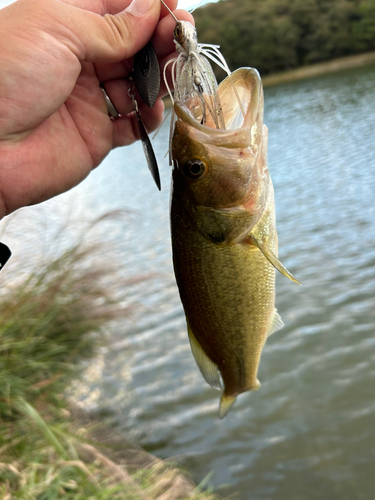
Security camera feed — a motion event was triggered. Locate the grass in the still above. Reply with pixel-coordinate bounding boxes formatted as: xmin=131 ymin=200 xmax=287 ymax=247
xmin=0 ymin=215 xmax=221 ymax=500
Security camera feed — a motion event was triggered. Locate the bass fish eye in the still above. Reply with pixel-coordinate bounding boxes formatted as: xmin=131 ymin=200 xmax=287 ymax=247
xmin=183 ymin=159 xmax=206 ymax=180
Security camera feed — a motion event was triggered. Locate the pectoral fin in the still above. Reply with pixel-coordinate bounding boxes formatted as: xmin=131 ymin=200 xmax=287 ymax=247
xmin=247 ymin=235 xmax=301 ymax=285
xmin=187 ymin=324 xmax=221 ymax=391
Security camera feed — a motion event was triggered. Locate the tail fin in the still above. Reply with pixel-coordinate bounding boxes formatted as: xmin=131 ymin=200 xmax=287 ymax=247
xmin=218 ymin=379 xmax=261 ymax=419
xmin=218 ymin=394 xmax=236 ymax=419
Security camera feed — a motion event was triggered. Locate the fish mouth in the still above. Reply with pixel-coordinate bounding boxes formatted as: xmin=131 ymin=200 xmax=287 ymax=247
xmin=174 ymin=68 xmax=264 ymax=137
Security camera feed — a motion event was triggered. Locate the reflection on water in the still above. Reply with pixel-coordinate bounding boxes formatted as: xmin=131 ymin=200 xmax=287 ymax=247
xmin=2 ymin=65 xmax=375 ymax=499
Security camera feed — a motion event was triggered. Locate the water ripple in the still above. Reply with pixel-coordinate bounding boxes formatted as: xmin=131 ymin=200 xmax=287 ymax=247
xmin=3 ymin=64 xmax=375 ymax=500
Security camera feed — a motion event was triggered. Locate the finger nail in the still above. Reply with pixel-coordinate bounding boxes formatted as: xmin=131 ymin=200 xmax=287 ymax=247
xmin=127 ymin=0 xmax=155 ymax=16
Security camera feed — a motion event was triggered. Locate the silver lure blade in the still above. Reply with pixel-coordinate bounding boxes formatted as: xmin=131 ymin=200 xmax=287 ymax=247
xmin=136 ymin=111 xmax=161 ymax=191
xmin=133 ymin=42 xmax=161 ymax=108
xmin=130 ymin=44 xmax=161 ymax=190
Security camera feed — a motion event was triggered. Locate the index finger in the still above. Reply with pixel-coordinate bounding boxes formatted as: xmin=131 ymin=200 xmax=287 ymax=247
xmin=95 ymin=5 xmax=193 ymax=82
xmin=60 ymin=0 xmax=178 ymax=16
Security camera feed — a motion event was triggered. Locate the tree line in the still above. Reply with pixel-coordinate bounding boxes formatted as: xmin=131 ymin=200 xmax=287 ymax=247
xmin=194 ymin=0 xmax=375 ymax=75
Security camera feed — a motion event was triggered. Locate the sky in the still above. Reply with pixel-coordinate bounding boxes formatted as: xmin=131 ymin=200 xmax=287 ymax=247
xmin=0 ymin=0 xmax=219 ymax=10
xmin=177 ymin=0 xmax=219 ymax=11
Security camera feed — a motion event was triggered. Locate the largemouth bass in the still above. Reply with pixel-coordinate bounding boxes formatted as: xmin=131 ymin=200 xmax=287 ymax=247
xmin=170 ymin=68 xmax=299 ymax=418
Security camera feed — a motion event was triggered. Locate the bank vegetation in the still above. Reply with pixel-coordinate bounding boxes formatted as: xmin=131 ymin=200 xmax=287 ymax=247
xmin=194 ymin=0 xmax=375 ymax=76
xmin=0 ymin=216 xmax=220 ymax=500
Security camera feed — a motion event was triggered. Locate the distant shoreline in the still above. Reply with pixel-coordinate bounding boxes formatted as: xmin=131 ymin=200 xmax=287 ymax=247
xmin=261 ymin=51 xmax=375 ymax=87
xmin=162 ymin=51 xmax=375 ymax=108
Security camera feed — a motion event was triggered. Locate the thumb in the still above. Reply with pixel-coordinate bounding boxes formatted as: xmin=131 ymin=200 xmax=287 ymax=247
xmin=46 ymin=0 xmax=161 ymax=63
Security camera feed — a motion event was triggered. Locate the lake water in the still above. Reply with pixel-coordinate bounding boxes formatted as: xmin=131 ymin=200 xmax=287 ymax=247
xmin=2 ymin=65 xmax=375 ymax=499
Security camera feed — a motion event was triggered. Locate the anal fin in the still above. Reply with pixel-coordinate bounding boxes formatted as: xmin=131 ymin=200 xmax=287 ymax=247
xmin=187 ymin=324 xmax=221 ymax=391
xmin=247 ymin=235 xmax=301 ymax=285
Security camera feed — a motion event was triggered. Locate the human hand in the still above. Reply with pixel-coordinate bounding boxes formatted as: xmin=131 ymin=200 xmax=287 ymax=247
xmin=0 ymin=0 xmax=193 ymax=218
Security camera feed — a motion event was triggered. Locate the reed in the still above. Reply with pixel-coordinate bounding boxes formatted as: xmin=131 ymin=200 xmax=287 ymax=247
xmin=0 ymin=215 xmax=220 ymax=499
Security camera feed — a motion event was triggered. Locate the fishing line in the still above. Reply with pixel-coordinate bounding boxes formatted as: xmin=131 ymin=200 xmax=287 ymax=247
xmin=160 ymin=0 xmax=179 ymax=22
xmin=189 ymin=0 xmax=205 ymax=14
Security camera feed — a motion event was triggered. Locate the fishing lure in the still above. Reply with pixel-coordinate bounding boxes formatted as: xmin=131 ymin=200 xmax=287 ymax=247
xmin=160 ymin=0 xmax=244 ymax=163
xmin=133 ymin=41 xmax=161 ymax=108
xmin=128 ymin=75 xmax=161 ymax=190
xmin=100 ymin=42 xmax=161 ymax=190
xmin=166 ymin=23 xmax=228 ymax=121
xmin=131 ymin=42 xmax=162 ymax=190
xmin=0 ymin=242 xmax=11 ymax=270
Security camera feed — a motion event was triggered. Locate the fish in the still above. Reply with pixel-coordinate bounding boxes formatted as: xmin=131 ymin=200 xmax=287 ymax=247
xmin=170 ymin=67 xmax=300 ymax=418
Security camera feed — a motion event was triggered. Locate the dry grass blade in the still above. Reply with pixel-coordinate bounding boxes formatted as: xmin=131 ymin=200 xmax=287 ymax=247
xmin=79 ymin=443 xmax=148 ymax=498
